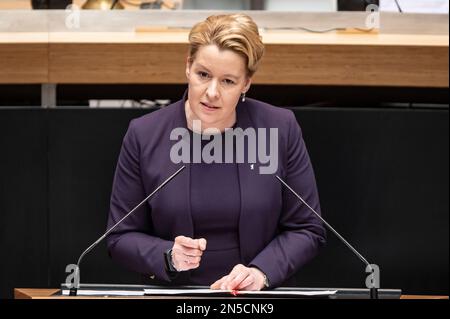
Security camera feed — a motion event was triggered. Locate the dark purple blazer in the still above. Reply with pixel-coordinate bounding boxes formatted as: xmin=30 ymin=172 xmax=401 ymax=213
xmin=106 ymin=92 xmax=326 ymax=288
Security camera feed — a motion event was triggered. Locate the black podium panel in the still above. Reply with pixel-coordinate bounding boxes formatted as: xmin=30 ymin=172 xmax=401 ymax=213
xmin=0 ymin=107 xmax=448 ymax=298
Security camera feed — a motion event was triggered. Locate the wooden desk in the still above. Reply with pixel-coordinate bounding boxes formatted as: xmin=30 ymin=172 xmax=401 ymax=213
xmin=0 ymin=31 xmax=49 ymax=83
xmin=14 ymin=288 xmax=198 ymax=299
xmin=0 ymin=11 xmax=448 ymax=87
xmin=14 ymin=288 xmax=450 ymax=299
xmin=48 ymin=31 xmax=449 ymax=87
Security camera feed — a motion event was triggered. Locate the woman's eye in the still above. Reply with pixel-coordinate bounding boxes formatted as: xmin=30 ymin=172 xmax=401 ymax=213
xmin=198 ymin=71 xmax=209 ymax=79
xmin=223 ymin=79 xmax=235 ymax=85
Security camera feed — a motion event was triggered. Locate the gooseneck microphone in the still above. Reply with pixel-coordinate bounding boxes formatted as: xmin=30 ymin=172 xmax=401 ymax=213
xmin=69 ymin=165 xmax=186 ymax=296
xmin=275 ymin=175 xmax=379 ymax=299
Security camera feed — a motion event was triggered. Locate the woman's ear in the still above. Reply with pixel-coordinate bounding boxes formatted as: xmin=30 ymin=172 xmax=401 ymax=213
xmin=243 ymin=77 xmax=252 ymax=93
xmin=185 ymin=56 xmax=192 ymax=79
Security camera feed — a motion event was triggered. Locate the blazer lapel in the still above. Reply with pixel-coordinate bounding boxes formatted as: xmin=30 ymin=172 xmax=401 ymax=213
xmin=235 ymin=100 xmax=261 ymax=264
xmin=166 ymin=90 xmax=194 ymax=238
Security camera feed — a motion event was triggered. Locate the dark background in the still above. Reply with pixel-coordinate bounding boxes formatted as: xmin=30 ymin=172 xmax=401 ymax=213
xmin=0 ymin=85 xmax=448 ymax=298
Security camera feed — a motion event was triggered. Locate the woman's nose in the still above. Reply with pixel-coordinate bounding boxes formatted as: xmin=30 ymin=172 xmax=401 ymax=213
xmin=206 ymin=80 xmax=219 ymax=99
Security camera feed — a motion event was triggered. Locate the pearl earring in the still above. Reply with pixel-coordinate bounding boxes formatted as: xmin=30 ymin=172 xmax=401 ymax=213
xmin=241 ymin=92 xmax=246 ymax=102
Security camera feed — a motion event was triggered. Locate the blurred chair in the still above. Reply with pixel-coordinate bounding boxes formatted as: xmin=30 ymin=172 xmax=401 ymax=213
xmin=81 ymin=0 xmax=124 ymax=9
xmin=31 ymin=0 xmax=72 ymax=9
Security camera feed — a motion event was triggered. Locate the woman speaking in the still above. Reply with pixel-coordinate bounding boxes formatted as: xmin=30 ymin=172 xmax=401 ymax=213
xmin=106 ymin=13 xmax=326 ymax=291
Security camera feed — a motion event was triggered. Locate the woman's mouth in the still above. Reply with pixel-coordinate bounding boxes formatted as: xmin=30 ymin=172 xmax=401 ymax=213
xmin=201 ymin=102 xmax=220 ymax=111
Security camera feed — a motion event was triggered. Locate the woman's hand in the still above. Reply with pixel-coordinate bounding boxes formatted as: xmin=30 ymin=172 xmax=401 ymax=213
xmin=210 ymin=264 xmax=266 ymax=291
xmin=171 ymin=236 xmax=207 ymax=271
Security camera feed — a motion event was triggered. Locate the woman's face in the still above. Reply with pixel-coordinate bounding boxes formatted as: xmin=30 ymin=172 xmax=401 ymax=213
xmin=185 ymin=44 xmax=251 ymax=131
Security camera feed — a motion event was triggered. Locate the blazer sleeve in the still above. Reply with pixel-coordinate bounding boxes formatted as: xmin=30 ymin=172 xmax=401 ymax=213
xmin=106 ymin=120 xmax=174 ymax=282
xmin=248 ymin=111 xmax=326 ymax=287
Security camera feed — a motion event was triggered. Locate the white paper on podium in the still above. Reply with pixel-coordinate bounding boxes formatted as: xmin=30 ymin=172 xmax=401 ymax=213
xmin=61 ymin=288 xmax=337 ymax=297
xmin=61 ymin=289 xmax=145 ymax=296
xmin=143 ymin=288 xmax=337 ymax=297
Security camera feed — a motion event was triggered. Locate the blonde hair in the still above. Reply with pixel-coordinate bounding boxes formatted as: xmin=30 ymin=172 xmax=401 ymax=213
xmin=188 ymin=14 xmax=265 ymax=78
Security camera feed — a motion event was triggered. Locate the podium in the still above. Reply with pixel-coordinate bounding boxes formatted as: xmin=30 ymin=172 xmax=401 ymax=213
xmin=13 ymin=284 xmax=436 ymax=299
xmin=14 ymin=286 xmax=449 ymax=299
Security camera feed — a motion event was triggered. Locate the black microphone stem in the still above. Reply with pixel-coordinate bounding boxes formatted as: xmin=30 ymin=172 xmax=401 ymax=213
xmin=275 ymin=175 xmax=379 ymax=299
xmin=70 ymin=165 xmax=185 ymax=296
xmin=394 ymin=0 xmax=403 ymax=13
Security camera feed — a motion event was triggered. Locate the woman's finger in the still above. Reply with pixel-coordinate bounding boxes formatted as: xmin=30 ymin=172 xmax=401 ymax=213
xmin=236 ymin=275 xmax=255 ymax=290
xmin=227 ymin=272 xmax=249 ymax=290
xmin=211 ymin=275 xmax=228 ymax=290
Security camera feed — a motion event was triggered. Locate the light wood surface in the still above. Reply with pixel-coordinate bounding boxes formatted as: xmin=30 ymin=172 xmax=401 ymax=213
xmin=14 ymin=288 xmax=450 ymax=299
xmin=0 ymin=42 xmax=49 ymax=83
xmin=400 ymin=295 xmax=449 ymax=299
xmin=43 ymin=32 xmax=450 ymax=87
xmin=0 ymin=11 xmax=448 ymax=87
xmin=14 ymin=288 xmax=234 ymax=299
xmin=0 ymin=0 xmax=31 ymax=10
xmin=0 ymin=30 xmax=447 ymax=87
